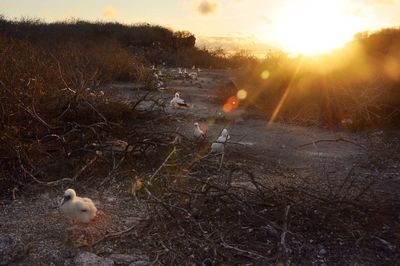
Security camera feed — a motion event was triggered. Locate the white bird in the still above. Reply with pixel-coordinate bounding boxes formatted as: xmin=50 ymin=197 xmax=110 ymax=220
xmin=192 ymin=65 xmax=196 ymax=70
xmin=211 ymin=128 xmax=230 ymax=154
xmin=60 ymin=189 xmax=97 ymax=224
xmin=194 ymin=122 xmax=205 ymax=139
xmin=184 ymin=68 xmax=187 ymax=74
xmin=178 ymin=67 xmax=182 ymax=75
xmin=170 ymin=92 xmax=188 ymax=108
xmin=220 ymin=128 xmax=231 ymax=140
xmin=189 ymin=72 xmax=198 ymax=80
xmin=156 ymin=81 xmax=163 ymax=88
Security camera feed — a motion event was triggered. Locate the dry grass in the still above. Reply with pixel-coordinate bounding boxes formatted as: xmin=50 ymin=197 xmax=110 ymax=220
xmin=231 ymin=29 xmax=400 ymax=128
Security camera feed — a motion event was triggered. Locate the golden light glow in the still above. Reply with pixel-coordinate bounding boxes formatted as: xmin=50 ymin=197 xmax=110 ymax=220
xmin=270 ymin=0 xmax=361 ymax=55
xmin=237 ymin=89 xmax=248 ymax=100
xmin=260 ymin=70 xmax=270 ymax=80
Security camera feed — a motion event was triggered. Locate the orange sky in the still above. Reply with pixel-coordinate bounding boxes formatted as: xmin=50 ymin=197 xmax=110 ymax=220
xmin=1 ymin=0 xmax=400 ymax=54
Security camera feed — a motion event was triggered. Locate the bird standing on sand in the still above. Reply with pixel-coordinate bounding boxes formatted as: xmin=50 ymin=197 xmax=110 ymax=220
xmin=194 ymin=122 xmax=206 ymax=139
xmin=170 ymin=92 xmax=188 ymax=108
xmin=60 ymin=189 xmax=97 ymax=223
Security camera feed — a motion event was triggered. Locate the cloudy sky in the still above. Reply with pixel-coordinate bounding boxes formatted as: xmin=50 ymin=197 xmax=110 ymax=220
xmin=1 ymin=0 xmax=400 ymax=52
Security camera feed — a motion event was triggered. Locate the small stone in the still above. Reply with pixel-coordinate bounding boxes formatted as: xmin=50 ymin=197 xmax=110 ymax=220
xmin=109 ymin=254 xmax=149 ymax=265
xmin=319 ymin=246 xmax=327 ymax=255
xmin=74 ymin=251 xmax=114 ymax=266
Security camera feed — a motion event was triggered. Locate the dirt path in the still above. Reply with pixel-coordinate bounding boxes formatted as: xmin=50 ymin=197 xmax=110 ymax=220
xmin=110 ymin=69 xmax=368 ymax=176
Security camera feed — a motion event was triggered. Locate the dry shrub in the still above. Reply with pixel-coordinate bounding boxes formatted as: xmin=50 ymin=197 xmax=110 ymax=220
xmin=0 ymin=33 xmax=150 ymax=194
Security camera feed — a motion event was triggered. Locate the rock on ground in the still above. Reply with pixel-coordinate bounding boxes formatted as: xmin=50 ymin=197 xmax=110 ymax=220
xmin=108 ymin=253 xmax=149 ymax=265
xmin=74 ymin=251 xmax=114 ymax=266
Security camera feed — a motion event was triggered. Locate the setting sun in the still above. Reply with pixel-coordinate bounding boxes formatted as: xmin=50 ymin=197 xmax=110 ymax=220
xmin=271 ymin=0 xmax=361 ymax=55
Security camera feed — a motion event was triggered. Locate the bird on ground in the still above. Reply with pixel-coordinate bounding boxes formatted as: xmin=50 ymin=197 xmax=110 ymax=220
xmin=189 ymin=72 xmax=198 ymax=80
xmin=211 ymin=128 xmax=230 ymax=154
xmin=60 ymin=189 xmax=97 ymax=224
xmin=156 ymin=81 xmax=164 ymax=88
xmin=170 ymin=92 xmax=188 ymax=108
xmin=194 ymin=122 xmax=206 ymax=139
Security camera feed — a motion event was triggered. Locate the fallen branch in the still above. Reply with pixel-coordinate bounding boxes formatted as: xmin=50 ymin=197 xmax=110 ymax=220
xmin=296 ymin=137 xmax=365 ymax=149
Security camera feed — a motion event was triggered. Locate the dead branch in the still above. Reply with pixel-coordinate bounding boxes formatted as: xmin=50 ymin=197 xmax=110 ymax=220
xmin=296 ymin=137 xmax=365 ymax=149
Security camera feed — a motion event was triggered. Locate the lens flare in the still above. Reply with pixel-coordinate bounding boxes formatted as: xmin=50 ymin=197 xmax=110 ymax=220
xmin=207 ymin=117 xmax=216 ymax=125
xmin=237 ymin=89 xmax=248 ymax=100
xmin=260 ymin=70 xmax=270 ymax=80
xmin=223 ymin=96 xmax=239 ymax=113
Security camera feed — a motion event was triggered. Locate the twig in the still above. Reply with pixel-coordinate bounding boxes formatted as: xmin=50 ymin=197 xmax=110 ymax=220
xmin=149 ymin=147 xmax=176 ymax=183
xmin=279 ymin=205 xmax=291 ymax=265
xmin=92 ymin=219 xmax=147 ymax=247
xmin=72 ymin=156 xmax=98 ymax=182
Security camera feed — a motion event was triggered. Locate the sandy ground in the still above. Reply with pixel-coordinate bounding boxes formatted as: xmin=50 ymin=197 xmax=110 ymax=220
xmin=1 ymin=69 xmax=398 ymax=265
xmin=109 ymin=69 xmax=368 ymax=177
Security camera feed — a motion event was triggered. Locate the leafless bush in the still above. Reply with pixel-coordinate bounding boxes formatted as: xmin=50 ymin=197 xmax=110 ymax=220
xmin=0 ymin=33 xmax=157 ymax=195
xmin=113 ymin=144 xmax=400 ymax=265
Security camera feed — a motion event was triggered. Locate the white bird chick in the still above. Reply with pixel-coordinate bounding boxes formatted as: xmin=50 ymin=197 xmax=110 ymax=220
xmin=194 ymin=122 xmax=205 ymax=139
xmin=60 ymin=189 xmax=97 ymax=223
xmin=170 ymin=92 xmax=188 ymax=108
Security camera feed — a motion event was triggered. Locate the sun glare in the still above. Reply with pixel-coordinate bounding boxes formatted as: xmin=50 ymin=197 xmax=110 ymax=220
xmin=271 ymin=0 xmax=360 ymax=56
